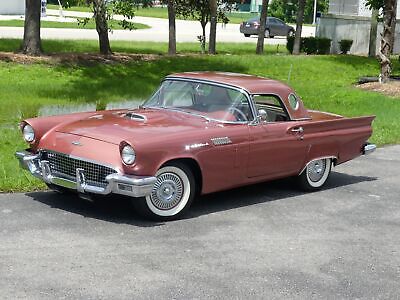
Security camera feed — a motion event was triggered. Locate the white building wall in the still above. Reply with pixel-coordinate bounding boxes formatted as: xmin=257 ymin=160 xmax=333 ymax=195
xmin=0 ymin=0 xmax=25 ymax=15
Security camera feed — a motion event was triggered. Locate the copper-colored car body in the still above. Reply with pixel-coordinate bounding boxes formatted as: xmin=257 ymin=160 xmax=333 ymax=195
xmin=16 ymin=72 xmax=376 ymax=220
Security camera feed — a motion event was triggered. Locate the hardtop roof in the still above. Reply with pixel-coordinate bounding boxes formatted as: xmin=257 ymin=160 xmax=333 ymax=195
xmin=166 ymin=71 xmax=294 ymax=96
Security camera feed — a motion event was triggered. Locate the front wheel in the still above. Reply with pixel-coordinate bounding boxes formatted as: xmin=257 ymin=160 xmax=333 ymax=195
xmin=287 ymin=29 xmax=295 ymax=38
xmin=244 ymin=34 xmax=250 ymax=37
xmin=264 ymin=29 xmax=270 ymax=38
xmin=131 ymin=163 xmax=195 ymax=221
xmin=297 ymin=158 xmax=332 ymax=191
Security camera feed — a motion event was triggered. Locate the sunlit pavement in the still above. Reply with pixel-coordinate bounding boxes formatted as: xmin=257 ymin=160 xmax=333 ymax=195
xmin=1 ymin=146 xmax=399 ymax=298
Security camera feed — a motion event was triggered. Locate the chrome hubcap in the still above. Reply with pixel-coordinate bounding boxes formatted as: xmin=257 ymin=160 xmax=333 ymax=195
xmin=150 ymin=172 xmax=183 ymax=210
xmin=307 ymin=159 xmax=327 ymax=182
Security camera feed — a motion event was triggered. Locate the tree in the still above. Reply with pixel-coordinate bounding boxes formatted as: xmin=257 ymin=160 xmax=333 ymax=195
xmin=60 ymin=0 xmax=141 ymax=55
xmin=93 ymin=0 xmax=112 ymax=55
xmin=22 ymin=0 xmax=42 ymax=55
xmin=167 ymin=0 xmax=176 ymax=55
xmin=366 ymin=0 xmax=397 ymax=83
xmin=293 ymin=0 xmax=306 ymax=55
xmin=369 ymin=8 xmax=379 ymax=57
xmin=209 ymin=0 xmax=217 ymax=54
xmin=268 ymin=0 xmax=329 ymax=24
xmin=256 ymin=0 xmax=269 ymax=55
xmin=175 ymin=0 xmax=234 ymax=54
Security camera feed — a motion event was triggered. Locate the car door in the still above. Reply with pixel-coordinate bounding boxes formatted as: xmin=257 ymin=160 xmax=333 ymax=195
xmin=246 ymin=95 xmax=308 ymax=179
xmin=268 ymin=18 xmax=279 ymax=36
xmin=275 ymin=18 xmax=288 ymax=36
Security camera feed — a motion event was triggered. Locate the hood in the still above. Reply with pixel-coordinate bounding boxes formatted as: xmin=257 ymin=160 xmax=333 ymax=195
xmin=55 ymin=108 xmax=210 ymax=145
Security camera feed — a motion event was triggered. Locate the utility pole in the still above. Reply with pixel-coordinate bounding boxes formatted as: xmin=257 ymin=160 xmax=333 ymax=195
xmin=313 ymin=0 xmax=317 ymax=25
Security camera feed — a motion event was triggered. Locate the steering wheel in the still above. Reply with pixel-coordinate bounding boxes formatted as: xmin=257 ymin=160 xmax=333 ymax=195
xmin=228 ymin=107 xmax=248 ymax=122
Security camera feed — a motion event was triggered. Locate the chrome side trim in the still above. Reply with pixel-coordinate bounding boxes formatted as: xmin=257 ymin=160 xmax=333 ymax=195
xmin=298 ymin=156 xmax=337 ymax=175
xmin=15 ymin=150 xmax=156 ymax=198
xmin=363 ymin=143 xmax=376 ymax=155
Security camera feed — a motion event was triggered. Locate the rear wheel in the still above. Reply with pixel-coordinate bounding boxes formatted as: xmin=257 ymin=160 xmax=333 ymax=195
xmin=131 ymin=163 xmax=196 ymax=221
xmin=244 ymin=34 xmax=250 ymax=37
xmin=297 ymin=158 xmax=332 ymax=191
xmin=264 ymin=29 xmax=270 ymax=38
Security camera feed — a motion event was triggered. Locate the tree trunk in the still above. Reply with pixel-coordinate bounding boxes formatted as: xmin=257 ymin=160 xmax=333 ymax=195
xmin=369 ymin=8 xmax=378 ymax=57
xmin=167 ymin=0 xmax=176 ymax=55
xmin=22 ymin=0 xmax=42 ymax=55
xmin=93 ymin=0 xmax=112 ymax=55
xmin=293 ymin=0 xmax=306 ymax=55
xmin=256 ymin=0 xmax=269 ymax=55
xmin=208 ymin=0 xmax=217 ymax=54
xmin=201 ymin=20 xmax=207 ymax=54
xmin=379 ymin=0 xmax=397 ymax=83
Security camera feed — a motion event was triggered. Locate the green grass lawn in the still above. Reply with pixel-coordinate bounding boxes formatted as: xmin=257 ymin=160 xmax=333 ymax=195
xmin=47 ymin=4 xmax=92 ymax=12
xmin=0 ymin=38 xmax=399 ymax=192
xmin=0 ymin=19 xmax=150 ymax=30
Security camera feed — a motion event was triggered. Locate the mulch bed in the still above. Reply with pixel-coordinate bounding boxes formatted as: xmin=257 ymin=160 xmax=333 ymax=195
xmin=356 ymin=80 xmax=400 ymax=98
xmin=0 ymin=51 xmax=161 ymax=65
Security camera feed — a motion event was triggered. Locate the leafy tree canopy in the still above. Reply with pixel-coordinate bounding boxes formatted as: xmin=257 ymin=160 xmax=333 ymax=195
xmin=269 ymin=0 xmax=328 ymax=24
xmin=365 ymin=0 xmax=384 ymax=10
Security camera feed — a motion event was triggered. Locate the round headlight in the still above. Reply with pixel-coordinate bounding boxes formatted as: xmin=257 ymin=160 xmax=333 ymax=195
xmin=121 ymin=145 xmax=136 ymax=165
xmin=23 ymin=124 xmax=35 ymax=143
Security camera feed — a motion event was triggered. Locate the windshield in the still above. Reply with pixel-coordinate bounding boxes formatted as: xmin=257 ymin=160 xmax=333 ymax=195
xmin=143 ymin=80 xmax=253 ymax=122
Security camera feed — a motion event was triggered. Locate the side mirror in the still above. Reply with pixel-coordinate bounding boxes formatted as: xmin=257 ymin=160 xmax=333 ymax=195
xmin=257 ymin=109 xmax=268 ymax=122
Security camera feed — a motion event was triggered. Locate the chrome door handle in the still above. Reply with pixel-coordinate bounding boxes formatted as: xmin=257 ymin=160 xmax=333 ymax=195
xmin=291 ymin=126 xmax=304 ymax=134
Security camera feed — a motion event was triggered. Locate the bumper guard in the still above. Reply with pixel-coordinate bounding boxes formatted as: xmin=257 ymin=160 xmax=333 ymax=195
xmin=15 ymin=150 xmax=156 ymax=198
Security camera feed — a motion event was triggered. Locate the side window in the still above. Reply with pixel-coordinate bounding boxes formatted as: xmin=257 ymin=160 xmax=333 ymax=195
xmin=276 ymin=19 xmax=285 ymax=25
xmin=253 ymin=95 xmax=290 ymax=122
xmin=288 ymin=94 xmax=299 ymax=111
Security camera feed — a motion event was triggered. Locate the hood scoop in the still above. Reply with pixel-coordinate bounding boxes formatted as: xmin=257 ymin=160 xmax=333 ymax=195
xmin=124 ymin=112 xmax=147 ymax=122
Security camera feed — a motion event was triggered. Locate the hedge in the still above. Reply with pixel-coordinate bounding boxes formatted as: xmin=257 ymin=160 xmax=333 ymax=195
xmin=287 ymin=37 xmax=332 ymax=55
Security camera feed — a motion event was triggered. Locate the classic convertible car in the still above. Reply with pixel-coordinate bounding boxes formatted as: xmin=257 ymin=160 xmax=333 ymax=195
xmin=16 ymin=72 xmax=376 ymax=220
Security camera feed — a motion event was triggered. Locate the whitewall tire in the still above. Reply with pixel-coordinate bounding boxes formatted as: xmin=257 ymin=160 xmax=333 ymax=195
xmin=297 ymin=158 xmax=332 ymax=191
xmin=132 ymin=163 xmax=195 ymax=220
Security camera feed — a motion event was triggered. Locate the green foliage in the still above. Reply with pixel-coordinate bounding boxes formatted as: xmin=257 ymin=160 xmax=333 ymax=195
xmin=57 ymin=0 xmax=148 ymax=31
xmin=303 ymin=37 xmax=318 ymax=54
xmin=175 ymin=0 xmax=236 ymax=25
xmin=287 ymin=36 xmax=295 ymax=53
xmin=174 ymin=0 xmax=236 ymax=52
xmin=287 ymin=36 xmax=331 ymax=54
xmin=365 ymin=0 xmax=384 ymax=10
xmin=269 ymin=0 xmax=329 ymax=24
xmin=339 ymin=39 xmax=353 ymax=54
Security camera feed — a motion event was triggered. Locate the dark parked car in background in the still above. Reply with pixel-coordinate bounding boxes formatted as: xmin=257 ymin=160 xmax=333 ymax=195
xmin=240 ymin=17 xmax=295 ymax=38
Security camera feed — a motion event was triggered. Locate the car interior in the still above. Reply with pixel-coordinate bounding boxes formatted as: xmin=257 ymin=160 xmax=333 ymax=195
xmin=253 ymin=95 xmax=290 ymax=122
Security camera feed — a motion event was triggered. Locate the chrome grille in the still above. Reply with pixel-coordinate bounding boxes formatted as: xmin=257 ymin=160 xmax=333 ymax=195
xmin=41 ymin=150 xmax=117 ymax=187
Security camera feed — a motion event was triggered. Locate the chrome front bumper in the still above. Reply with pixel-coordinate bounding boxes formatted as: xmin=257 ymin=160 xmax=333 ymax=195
xmin=15 ymin=150 xmax=156 ymax=198
xmin=363 ymin=143 xmax=377 ymax=155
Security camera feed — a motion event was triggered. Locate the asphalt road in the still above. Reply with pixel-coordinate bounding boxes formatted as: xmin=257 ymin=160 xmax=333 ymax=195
xmin=1 ymin=146 xmax=399 ymax=299
xmin=0 ymin=9 xmax=315 ymax=43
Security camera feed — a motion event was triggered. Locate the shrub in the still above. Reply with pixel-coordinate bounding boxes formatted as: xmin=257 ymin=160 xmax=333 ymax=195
xmin=303 ymin=37 xmax=318 ymax=54
xmin=286 ymin=37 xmax=332 ymax=55
xmin=339 ymin=39 xmax=353 ymax=54
xmin=317 ymin=38 xmax=332 ymax=54
xmin=286 ymin=36 xmax=295 ymax=54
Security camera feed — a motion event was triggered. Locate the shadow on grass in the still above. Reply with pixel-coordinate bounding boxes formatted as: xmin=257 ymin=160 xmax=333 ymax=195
xmin=26 ymin=171 xmax=377 ymax=226
xmin=41 ymin=56 xmax=249 ymax=103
